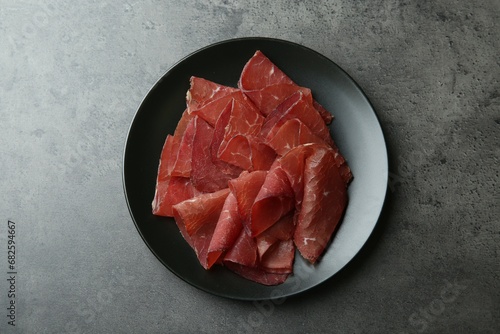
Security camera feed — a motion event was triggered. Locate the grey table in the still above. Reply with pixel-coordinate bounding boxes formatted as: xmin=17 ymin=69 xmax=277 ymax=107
xmin=1 ymin=1 xmax=498 ymax=333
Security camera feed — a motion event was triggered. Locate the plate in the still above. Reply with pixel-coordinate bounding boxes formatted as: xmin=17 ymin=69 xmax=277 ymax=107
xmin=123 ymin=37 xmax=388 ymax=300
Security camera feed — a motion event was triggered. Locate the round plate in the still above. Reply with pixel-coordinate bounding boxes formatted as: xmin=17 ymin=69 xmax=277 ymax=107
xmin=123 ymin=37 xmax=388 ymax=300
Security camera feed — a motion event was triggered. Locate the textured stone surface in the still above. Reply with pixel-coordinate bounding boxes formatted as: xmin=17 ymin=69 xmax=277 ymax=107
xmin=0 ymin=0 xmax=498 ymax=333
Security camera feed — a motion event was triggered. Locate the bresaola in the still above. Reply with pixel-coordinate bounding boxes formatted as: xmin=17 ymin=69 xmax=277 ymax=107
xmin=152 ymin=50 xmax=353 ymax=285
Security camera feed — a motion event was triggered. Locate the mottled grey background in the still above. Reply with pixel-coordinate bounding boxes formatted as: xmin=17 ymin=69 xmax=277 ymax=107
xmin=0 ymin=0 xmax=499 ymax=333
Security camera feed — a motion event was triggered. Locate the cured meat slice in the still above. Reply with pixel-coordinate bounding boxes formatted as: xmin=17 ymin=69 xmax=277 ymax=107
xmin=224 ymin=262 xmax=290 ymax=286
xmin=152 ymin=133 xmax=200 ymax=217
xmin=187 ymin=77 xmax=239 ymax=113
xmin=228 ymin=170 xmax=267 ymax=224
xmin=255 ymin=213 xmax=295 ymax=259
xmin=152 ymin=176 xmax=200 ymax=217
xmin=293 ymin=144 xmax=348 ymax=263
xmin=170 ymin=116 xmax=196 ymax=177
xmin=174 ymin=109 xmax=195 ymax=137
xmin=172 ymin=188 xmax=230 ymax=269
xmin=249 ymin=138 xmax=276 ymax=171
xmin=188 ymin=77 xmax=261 ymax=126
xmin=211 ymin=98 xmax=265 ymax=170
xmin=238 ymin=50 xmax=333 ymax=124
xmin=259 ymin=239 xmax=295 ymax=274
xmin=191 ymin=116 xmax=242 ymax=192
xmin=223 ymin=228 xmax=258 ymax=268
xmin=262 ymin=91 xmax=334 ymax=147
xmin=267 ymin=118 xmax=325 ymax=156
xmin=218 ymin=135 xmax=277 ymax=171
xmin=250 ymin=163 xmax=295 ymax=237
xmin=206 ymin=192 xmax=243 ymax=269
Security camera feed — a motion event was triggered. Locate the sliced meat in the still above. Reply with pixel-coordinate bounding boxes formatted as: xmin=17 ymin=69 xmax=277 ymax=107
xmin=206 ymin=191 xmax=243 ymax=269
xmin=256 ymin=213 xmax=295 ymax=259
xmin=293 ymin=144 xmax=348 ymax=263
xmin=223 ymin=228 xmax=258 ymax=268
xmin=188 ymin=77 xmax=262 ymax=126
xmin=170 ymin=116 xmax=196 ymax=177
xmin=267 ymin=118 xmax=325 ymax=156
xmin=228 ymin=170 xmax=268 ymax=225
xmin=260 ymin=239 xmax=295 ymax=274
xmin=172 ymin=188 xmax=230 ymax=269
xmin=217 ymin=135 xmax=276 ymax=172
xmin=152 ymin=133 xmax=200 ymax=217
xmin=152 ymin=176 xmax=200 ymax=217
xmin=191 ymin=116 xmax=242 ymax=192
xmin=224 ymin=262 xmax=290 ymax=286
xmin=211 ymin=98 xmax=265 ymax=170
xmin=187 ymin=77 xmax=239 ymax=113
xmin=262 ymin=91 xmax=334 ymax=147
xmin=238 ymin=50 xmax=333 ymax=123
xmin=250 ymin=162 xmax=295 ymax=237
xmin=174 ymin=109 xmax=195 ymax=137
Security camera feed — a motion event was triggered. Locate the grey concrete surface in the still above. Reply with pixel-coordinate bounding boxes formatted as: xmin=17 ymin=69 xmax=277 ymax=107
xmin=0 ymin=0 xmax=499 ymax=333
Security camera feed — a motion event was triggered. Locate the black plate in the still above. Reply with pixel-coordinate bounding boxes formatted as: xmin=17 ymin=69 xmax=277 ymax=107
xmin=123 ymin=37 xmax=388 ymax=300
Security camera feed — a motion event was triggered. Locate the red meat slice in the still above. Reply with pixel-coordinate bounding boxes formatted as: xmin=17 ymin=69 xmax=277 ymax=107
xmin=187 ymin=77 xmax=239 ymax=113
xmin=260 ymin=239 xmax=295 ymax=274
xmin=262 ymin=91 xmax=334 ymax=147
xmin=211 ymin=98 xmax=265 ymax=170
xmin=152 ymin=176 xmax=200 ymax=217
xmin=174 ymin=109 xmax=195 ymax=137
xmin=292 ymin=144 xmax=348 ymax=263
xmin=172 ymin=188 xmax=230 ymax=269
xmin=152 ymin=133 xmax=201 ymax=217
xmin=217 ymin=135 xmax=276 ymax=172
xmin=206 ymin=191 xmax=243 ymax=269
xmin=238 ymin=50 xmax=333 ymax=124
xmin=224 ymin=262 xmax=290 ymax=286
xmin=250 ymin=162 xmax=295 ymax=237
xmin=248 ymin=137 xmax=276 ymax=171
xmin=255 ymin=213 xmax=295 ymax=258
xmin=228 ymin=170 xmax=267 ymax=225
xmin=191 ymin=116 xmax=242 ymax=193
xmin=188 ymin=77 xmax=262 ymax=127
xmin=267 ymin=118 xmax=325 ymax=156
xmin=170 ymin=116 xmax=196 ymax=177
xmin=223 ymin=214 xmax=293 ymax=284
xmin=223 ymin=228 xmax=258 ymax=268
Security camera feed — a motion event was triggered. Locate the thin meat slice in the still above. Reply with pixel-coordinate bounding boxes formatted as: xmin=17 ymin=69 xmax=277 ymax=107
xmin=228 ymin=170 xmax=268 ymax=224
xmin=217 ymin=135 xmax=276 ymax=172
xmin=250 ymin=163 xmax=295 ymax=237
xmin=262 ymin=91 xmax=334 ymax=147
xmin=224 ymin=262 xmax=290 ymax=286
xmin=211 ymin=98 xmax=265 ymax=170
xmin=206 ymin=192 xmax=243 ymax=269
xmin=260 ymin=239 xmax=295 ymax=274
xmin=191 ymin=116 xmax=242 ymax=192
xmin=152 ymin=133 xmax=200 ymax=217
xmin=188 ymin=77 xmax=262 ymax=126
xmin=293 ymin=144 xmax=348 ymax=263
xmin=267 ymin=118 xmax=325 ymax=156
xmin=174 ymin=109 xmax=195 ymax=137
xmin=187 ymin=77 xmax=239 ymax=113
xmin=255 ymin=213 xmax=295 ymax=259
xmin=170 ymin=116 xmax=196 ymax=177
xmin=152 ymin=176 xmax=200 ymax=217
xmin=223 ymin=228 xmax=258 ymax=268
xmin=238 ymin=50 xmax=332 ymax=123
xmin=172 ymin=188 xmax=230 ymax=269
